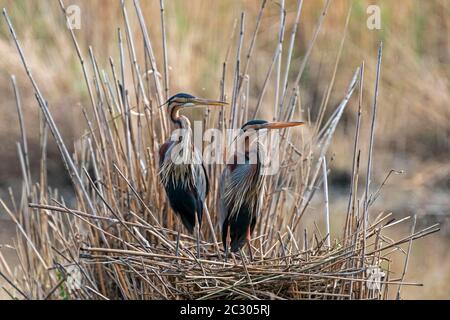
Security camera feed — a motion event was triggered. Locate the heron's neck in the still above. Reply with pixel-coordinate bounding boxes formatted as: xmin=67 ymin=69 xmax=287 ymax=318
xmin=242 ymin=133 xmax=263 ymax=164
xmin=171 ymin=108 xmax=191 ymax=130
xmin=170 ymin=109 xmax=193 ymax=158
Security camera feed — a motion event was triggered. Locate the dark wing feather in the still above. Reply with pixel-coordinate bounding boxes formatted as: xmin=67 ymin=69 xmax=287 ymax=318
xmin=189 ymin=162 xmax=208 ymax=229
xmin=158 ymin=140 xmax=174 ymax=167
xmin=159 ymin=141 xmax=208 ymax=233
xmin=164 ymin=179 xmax=198 ymax=233
xmin=227 ymin=204 xmax=256 ymax=252
xmin=218 ymin=161 xmax=259 ymax=252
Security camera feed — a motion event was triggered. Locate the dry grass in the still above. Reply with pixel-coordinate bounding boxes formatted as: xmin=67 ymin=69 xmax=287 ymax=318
xmin=0 ymin=0 xmax=446 ymax=300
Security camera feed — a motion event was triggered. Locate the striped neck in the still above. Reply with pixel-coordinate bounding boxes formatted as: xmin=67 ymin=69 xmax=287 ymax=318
xmin=170 ymin=106 xmax=191 ymax=129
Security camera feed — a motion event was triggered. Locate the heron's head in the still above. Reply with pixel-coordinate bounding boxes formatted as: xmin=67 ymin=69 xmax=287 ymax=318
xmin=241 ymin=119 xmax=305 ymax=132
xmin=165 ymin=93 xmax=227 ymax=121
xmin=237 ymin=119 xmax=305 ymax=153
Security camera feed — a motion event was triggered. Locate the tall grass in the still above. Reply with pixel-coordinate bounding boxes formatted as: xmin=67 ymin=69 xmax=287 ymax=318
xmin=0 ymin=0 xmax=441 ymax=300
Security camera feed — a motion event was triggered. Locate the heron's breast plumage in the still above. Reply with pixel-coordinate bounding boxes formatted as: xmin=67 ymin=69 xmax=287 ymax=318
xmin=159 ymin=141 xmax=206 ymax=197
xmin=218 ymin=152 xmax=265 ymax=226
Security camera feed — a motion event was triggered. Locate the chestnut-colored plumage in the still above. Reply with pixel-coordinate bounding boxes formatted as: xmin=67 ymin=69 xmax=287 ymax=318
xmin=218 ymin=119 xmax=304 ymax=259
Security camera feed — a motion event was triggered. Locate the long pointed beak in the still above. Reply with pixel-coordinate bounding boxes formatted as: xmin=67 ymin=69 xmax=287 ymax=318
xmin=262 ymin=121 xmax=305 ymax=129
xmin=190 ymin=97 xmax=228 ymax=107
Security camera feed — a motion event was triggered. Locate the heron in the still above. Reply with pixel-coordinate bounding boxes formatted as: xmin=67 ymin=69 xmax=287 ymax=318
xmin=158 ymin=93 xmax=227 ymax=258
xmin=217 ymin=119 xmax=304 ymax=260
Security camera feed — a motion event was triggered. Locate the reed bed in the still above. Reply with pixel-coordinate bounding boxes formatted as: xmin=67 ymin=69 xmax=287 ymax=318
xmin=0 ymin=0 xmax=439 ymax=300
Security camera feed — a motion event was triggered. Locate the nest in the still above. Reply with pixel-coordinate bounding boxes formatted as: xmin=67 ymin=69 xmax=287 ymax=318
xmin=2 ymin=199 xmax=438 ymax=300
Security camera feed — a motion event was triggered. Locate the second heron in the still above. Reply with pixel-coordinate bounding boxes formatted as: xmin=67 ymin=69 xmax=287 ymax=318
xmin=218 ymin=119 xmax=304 ymax=260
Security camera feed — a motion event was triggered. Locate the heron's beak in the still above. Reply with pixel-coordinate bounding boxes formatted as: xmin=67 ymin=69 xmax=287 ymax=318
xmin=262 ymin=121 xmax=305 ymax=129
xmin=188 ymin=97 xmax=228 ymax=107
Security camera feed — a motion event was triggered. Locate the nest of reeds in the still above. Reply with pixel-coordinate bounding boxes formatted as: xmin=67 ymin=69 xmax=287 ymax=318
xmin=0 ymin=1 xmax=439 ymax=300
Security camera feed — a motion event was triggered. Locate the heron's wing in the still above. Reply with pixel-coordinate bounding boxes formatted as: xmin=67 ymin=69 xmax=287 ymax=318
xmin=164 ymin=180 xmax=198 ymax=233
xmin=217 ymin=162 xmax=257 ymax=228
xmin=228 ymin=163 xmax=257 ymax=191
xmin=190 ymin=148 xmax=208 ymax=201
xmin=218 ymin=162 xmax=260 ymax=251
xmin=158 ymin=140 xmax=175 ymax=167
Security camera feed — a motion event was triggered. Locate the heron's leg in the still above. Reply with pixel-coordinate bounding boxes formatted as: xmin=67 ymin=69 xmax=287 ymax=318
xmin=175 ymin=220 xmax=181 ymax=257
xmin=195 ymin=214 xmax=200 ymax=259
xmin=196 ymin=226 xmax=201 ymax=259
xmin=246 ymin=226 xmax=253 ymax=262
xmin=223 ymin=239 xmax=227 ymax=263
xmin=224 ymin=225 xmax=231 ymax=263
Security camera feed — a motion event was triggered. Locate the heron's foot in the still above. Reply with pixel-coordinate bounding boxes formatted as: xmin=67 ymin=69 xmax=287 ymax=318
xmin=247 ymin=241 xmax=254 ymax=262
xmin=246 ymin=226 xmax=254 ymax=262
xmin=175 ymin=231 xmax=181 ymax=257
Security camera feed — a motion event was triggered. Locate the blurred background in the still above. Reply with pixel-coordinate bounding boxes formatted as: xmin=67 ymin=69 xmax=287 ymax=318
xmin=0 ymin=0 xmax=448 ymax=299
